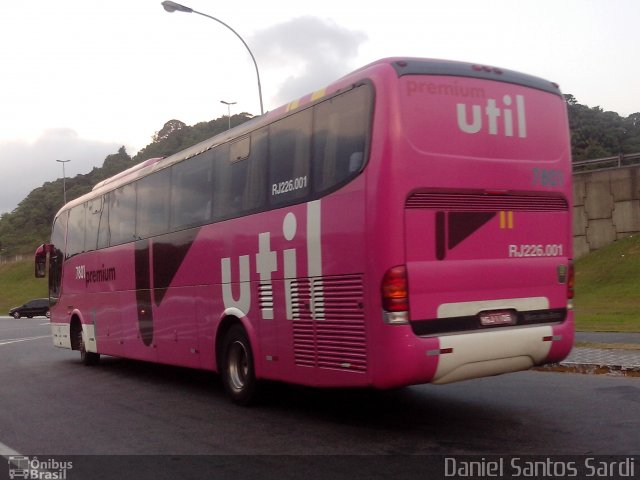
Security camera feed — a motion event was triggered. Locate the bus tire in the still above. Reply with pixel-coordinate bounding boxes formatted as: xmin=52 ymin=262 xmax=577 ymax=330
xmin=221 ymin=324 xmax=257 ymax=405
xmin=78 ymin=329 xmax=100 ymax=366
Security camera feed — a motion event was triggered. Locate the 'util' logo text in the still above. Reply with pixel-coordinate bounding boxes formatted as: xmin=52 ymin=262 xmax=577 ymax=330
xmin=457 ymin=94 xmax=527 ymax=138
xmin=220 ymin=200 xmax=323 ymax=320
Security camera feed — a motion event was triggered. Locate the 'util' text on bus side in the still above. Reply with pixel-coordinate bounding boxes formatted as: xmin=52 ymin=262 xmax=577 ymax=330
xmin=220 ymin=200 xmax=323 ymax=320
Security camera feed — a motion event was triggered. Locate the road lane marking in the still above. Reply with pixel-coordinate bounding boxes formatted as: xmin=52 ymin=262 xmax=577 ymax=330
xmin=0 ymin=335 xmax=50 ymax=346
xmin=1 ymin=333 xmax=46 ymax=460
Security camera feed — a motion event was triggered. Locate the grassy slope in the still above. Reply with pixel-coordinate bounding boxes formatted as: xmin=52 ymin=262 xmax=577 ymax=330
xmin=0 ymin=260 xmax=48 ymax=313
xmin=574 ymin=234 xmax=640 ymax=332
xmin=1 ymin=237 xmax=638 ymax=332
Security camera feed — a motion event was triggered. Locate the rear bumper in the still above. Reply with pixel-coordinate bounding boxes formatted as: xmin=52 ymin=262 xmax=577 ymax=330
xmin=372 ymin=311 xmax=573 ymax=388
xmin=431 ymin=315 xmax=573 ymax=384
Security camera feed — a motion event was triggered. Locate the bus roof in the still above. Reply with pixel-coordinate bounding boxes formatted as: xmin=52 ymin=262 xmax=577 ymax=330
xmin=386 ymin=57 xmax=562 ymax=96
xmin=58 ymin=57 xmax=562 ymax=215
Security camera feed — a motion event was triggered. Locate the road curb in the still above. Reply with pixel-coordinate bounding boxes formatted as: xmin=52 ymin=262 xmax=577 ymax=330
xmin=536 ymin=362 xmax=640 ymax=377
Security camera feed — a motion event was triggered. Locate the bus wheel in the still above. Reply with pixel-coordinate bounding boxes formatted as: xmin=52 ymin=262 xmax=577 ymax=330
xmin=221 ymin=324 xmax=257 ymax=405
xmin=78 ymin=330 xmax=100 ymax=366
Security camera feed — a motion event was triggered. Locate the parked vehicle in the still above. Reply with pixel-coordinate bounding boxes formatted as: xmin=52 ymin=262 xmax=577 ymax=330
xmin=9 ymin=298 xmax=50 ymax=319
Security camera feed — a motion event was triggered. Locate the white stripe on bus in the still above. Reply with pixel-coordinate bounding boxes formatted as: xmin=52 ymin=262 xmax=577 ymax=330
xmin=437 ymin=297 xmax=549 ymax=318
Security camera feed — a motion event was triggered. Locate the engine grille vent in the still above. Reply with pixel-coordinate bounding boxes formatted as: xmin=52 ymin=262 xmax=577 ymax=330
xmin=291 ymin=274 xmax=367 ymax=373
xmin=406 ymin=192 xmax=568 ymax=212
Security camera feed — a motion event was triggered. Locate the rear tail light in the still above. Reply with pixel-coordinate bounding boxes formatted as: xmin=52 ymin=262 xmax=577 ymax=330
xmin=381 ymin=265 xmax=410 ymax=324
xmin=558 ymin=262 xmax=574 ymax=304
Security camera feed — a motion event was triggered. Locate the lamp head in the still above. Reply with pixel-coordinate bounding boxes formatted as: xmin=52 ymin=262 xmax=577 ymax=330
xmin=161 ymin=1 xmax=193 ymax=13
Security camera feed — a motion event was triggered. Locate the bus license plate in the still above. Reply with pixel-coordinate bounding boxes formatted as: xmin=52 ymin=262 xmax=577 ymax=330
xmin=479 ymin=310 xmax=516 ymax=327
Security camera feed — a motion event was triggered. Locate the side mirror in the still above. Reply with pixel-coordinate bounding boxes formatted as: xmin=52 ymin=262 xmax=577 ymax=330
xmin=35 ymin=244 xmax=51 ymax=278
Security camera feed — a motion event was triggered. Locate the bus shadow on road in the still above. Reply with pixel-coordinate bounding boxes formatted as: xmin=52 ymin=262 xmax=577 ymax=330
xmin=62 ymin=354 xmax=554 ymax=453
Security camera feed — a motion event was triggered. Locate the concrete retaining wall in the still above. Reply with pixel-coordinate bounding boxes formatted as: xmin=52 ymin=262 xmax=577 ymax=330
xmin=573 ymin=165 xmax=640 ymax=258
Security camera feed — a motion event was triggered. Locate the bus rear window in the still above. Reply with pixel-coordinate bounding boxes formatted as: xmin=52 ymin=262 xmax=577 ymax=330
xmin=399 ymin=75 xmax=567 ymax=161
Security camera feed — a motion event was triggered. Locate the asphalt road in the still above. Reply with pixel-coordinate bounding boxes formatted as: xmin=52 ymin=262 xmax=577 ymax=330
xmin=1 ymin=316 xmax=639 ymax=478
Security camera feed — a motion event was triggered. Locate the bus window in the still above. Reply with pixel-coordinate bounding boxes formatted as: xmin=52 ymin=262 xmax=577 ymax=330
xmin=269 ymin=108 xmax=311 ymax=207
xmin=109 ymin=183 xmax=136 ymax=245
xmin=66 ymin=204 xmax=86 ymax=259
xmin=97 ymin=194 xmax=110 ymax=249
xmin=211 ymin=143 xmax=229 ymax=221
xmin=214 ymin=129 xmax=267 ymax=220
xmin=244 ymin=128 xmax=268 ymax=213
xmin=85 ymin=197 xmax=103 ymax=252
xmin=313 ymin=85 xmax=371 ymax=193
xmin=230 ymin=136 xmax=250 ymax=161
xmin=137 ymin=168 xmax=171 ymax=238
xmin=171 ymin=151 xmax=214 ymax=230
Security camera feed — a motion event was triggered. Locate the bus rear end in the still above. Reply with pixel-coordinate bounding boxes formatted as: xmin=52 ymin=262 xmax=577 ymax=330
xmin=372 ymin=59 xmax=573 ymax=387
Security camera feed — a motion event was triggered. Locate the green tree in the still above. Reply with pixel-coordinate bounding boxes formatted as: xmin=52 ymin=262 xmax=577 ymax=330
xmin=565 ymin=95 xmax=640 ymax=160
xmin=133 ymin=114 xmax=252 ymax=163
xmin=153 ymin=119 xmax=186 ymax=142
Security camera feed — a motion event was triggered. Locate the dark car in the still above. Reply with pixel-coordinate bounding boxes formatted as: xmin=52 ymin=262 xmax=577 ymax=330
xmin=9 ymin=298 xmax=50 ymax=319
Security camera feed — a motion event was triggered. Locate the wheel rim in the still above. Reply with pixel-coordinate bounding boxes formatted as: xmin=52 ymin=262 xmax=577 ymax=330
xmin=228 ymin=340 xmax=249 ymax=392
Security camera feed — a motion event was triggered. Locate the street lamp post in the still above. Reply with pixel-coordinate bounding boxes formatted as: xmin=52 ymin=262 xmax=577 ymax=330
xmin=220 ymin=100 xmax=237 ymax=130
xmin=56 ymin=159 xmax=70 ymax=204
xmin=161 ymin=1 xmax=264 ymax=115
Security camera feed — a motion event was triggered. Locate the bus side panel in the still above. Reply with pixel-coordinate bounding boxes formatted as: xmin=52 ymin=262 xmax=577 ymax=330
xmin=93 ymin=174 xmax=369 ymax=387
xmin=274 ymin=180 xmax=370 ymax=387
xmin=195 ymin=285 xmax=218 ymax=371
xmin=204 ymin=179 xmax=370 ymax=388
xmin=153 ymin=286 xmax=200 ymax=368
xmin=90 ymin=291 xmax=124 ymax=358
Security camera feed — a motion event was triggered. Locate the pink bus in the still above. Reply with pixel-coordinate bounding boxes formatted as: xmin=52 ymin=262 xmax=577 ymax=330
xmin=36 ymin=58 xmax=574 ymax=404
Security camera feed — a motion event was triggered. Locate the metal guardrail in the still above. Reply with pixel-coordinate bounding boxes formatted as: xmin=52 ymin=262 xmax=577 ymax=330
xmin=0 ymin=255 xmax=25 ymax=265
xmin=573 ymin=152 xmax=640 ymax=172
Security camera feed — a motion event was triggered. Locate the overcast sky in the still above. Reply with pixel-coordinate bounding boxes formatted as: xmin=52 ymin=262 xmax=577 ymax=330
xmin=1 ymin=0 xmax=639 ymax=214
